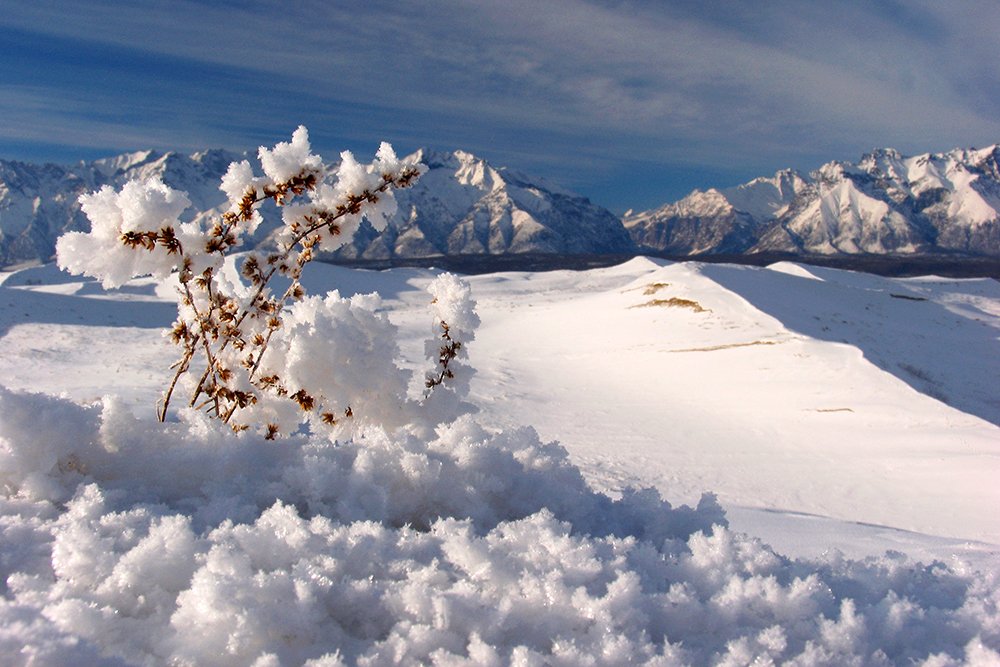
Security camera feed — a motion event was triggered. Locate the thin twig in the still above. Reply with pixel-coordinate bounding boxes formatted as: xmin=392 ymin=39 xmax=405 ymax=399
xmin=158 ymin=344 xmax=195 ymax=422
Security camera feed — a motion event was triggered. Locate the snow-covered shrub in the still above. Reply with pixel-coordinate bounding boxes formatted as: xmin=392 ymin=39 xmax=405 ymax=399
xmin=56 ymin=127 xmax=476 ymax=437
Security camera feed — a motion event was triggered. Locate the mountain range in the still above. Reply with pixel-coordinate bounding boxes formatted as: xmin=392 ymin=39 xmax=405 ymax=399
xmin=1 ymin=142 xmax=999 ymax=268
xmin=625 ymin=144 xmax=1000 ymax=257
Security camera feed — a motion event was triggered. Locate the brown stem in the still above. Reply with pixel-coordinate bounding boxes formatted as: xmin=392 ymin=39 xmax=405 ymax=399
xmin=425 ymin=323 xmax=461 ymax=392
xmin=158 ymin=344 xmax=195 ymax=422
xmin=227 ymin=175 xmax=404 ymax=336
xmin=183 ymin=280 xmax=224 ymax=416
xmin=189 ymin=365 xmax=212 ymax=408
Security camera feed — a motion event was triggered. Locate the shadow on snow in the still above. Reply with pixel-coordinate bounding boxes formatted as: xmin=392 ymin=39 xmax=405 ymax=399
xmin=698 ymin=262 xmax=1000 ymax=427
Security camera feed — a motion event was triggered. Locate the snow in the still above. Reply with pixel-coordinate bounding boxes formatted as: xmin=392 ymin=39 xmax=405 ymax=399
xmin=1 ymin=256 xmax=999 ymax=665
xmin=92 ymin=150 xmax=161 ymax=179
xmin=856 ymin=147 xmax=1000 ymax=230
xmin=56 ymin=179 xmax=196 ymax=288
xmin=945 ymin=166 xmax=998 ymax=227
xmin=782 ymin=178 xmax=918 ymax=254
xmin=257 ymin=126 xmax=323 ymax=184
xmin=464 ymin=259 xmax=999 ymax=548
xmin=622 ymin=170 xmax=809 ymax=232
xmin=379 ymin=149 xmax=631 ymax=258
xmin=719 ymin=170 xmax=808 ymax=221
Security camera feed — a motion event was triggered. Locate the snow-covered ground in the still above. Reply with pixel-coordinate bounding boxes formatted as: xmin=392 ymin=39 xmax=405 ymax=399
xmin=461 ymin=258 xmax=1000 ymax=563
xmin=1 ymin=257 xmax=998 ymax=665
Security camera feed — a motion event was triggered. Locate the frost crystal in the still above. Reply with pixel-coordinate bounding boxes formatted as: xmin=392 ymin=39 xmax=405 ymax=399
xmin=257 ymin=125 xmax=323 ymax=183
xmin=57 ymin=179 xmax=194 ymax=288
xmin=0 ymin=386 xmax=997 ymax=666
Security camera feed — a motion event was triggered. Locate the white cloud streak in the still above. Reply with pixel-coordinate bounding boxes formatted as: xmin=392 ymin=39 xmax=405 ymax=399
xmin=0 ymin=0 xmax=997 ymax=205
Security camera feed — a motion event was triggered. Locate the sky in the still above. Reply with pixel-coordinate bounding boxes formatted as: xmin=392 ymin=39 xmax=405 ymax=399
xmin=1 ymin=1 xmax=999 ymax=213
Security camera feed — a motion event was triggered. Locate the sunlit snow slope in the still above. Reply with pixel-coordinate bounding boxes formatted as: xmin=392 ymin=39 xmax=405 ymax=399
xmin=2 ymin=257 xmax=997 ymax=569
xmin=459 ymin=258 xmax=1000 ymax=564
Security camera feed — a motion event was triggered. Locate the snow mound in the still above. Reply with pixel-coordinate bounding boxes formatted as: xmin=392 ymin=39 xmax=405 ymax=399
xmin=1 ymin=386 xmax=998 ymax=665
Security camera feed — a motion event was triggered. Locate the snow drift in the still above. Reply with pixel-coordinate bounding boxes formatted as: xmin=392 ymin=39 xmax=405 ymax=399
xmin=0 ymin=386 xmax=997 ymax=666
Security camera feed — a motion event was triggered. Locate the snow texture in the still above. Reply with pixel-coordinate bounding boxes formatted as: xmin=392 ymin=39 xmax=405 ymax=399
xmin=625 ymin=143 xmax=1000 ymax=256
xmin=258 ymin=126 xmax=323 ymax=185
xmin=0 ymin=381 xmax=997 ymax=665
xmin=250 ymin=290 xmax=409 ymax=434
xmin=56 ymin=179 xmax=195 ymax=288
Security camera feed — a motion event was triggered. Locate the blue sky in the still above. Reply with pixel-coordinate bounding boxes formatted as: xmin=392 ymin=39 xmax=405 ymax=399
xmin=1 ymin=0 xmax=998 ymax=213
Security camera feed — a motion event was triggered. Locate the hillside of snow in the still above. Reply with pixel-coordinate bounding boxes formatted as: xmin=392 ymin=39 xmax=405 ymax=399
xmin=1 ymin=257 xmax=998 ymax=665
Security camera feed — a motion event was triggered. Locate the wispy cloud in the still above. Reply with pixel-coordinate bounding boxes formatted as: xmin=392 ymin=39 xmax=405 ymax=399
xmin=0 ymin=0 xmax=998 ymax=209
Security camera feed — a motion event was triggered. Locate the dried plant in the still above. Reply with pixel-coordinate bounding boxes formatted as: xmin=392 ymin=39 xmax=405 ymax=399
xmin=424 ymin=274 xmax=479 ymax=398
xmin=57 ymin=127 xmax=478 ymax=437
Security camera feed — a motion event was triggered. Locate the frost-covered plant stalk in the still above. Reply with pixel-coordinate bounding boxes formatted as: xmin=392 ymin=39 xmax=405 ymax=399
xmin=57 ymin=127 xmax=476 ymax=436
xmin=425 ymin=274 xmax=479 ymax=394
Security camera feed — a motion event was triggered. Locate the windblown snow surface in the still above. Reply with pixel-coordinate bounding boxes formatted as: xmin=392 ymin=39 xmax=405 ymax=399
xmin=0 ymin=257 xmax=998 ymax=665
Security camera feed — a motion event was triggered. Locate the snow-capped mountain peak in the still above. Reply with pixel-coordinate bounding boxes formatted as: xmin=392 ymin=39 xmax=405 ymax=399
xmin=339 ymin=147 xmax=633 ymax=259
xmin=626 ymin=143 xmax=1000 ymax=256
xmin=4 ymin=141 xmax=1000 ymax=267
xmin=91 ymin=149 xmax=161 ymax=178
xmin=720 ymin=168 xmax=809 ymax=220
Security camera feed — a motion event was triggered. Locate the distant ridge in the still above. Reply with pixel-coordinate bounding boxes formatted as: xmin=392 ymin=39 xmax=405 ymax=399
xmin=625 ymin=144 xmax=1000 ymax=257
xmin=0 ymin=148 xmax=247 ymax=267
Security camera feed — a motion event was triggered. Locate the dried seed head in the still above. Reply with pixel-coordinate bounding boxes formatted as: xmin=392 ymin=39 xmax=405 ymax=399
xmin=205 ymin=238 xmax=224 ymax=254
xmin=159 ymin=226 xmax=182 ymax=254
xmin=291 ymin=389 xmax=314 ymax=411
xmin=121 ymin=230 xmax=158 ymax=250
xmin=169 ymin=321 xmax=190 ymax=344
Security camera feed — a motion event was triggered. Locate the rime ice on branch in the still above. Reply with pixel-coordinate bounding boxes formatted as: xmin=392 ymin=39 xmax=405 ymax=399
xmin=57 ymin=127 xmax=478 ymax=436
xmin=425 ymin=273 xmax=479 ymax=393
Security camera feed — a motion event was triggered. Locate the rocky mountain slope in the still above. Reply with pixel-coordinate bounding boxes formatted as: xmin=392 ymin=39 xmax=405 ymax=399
xmin=339 ymin=149 xmax=633 ymax=259
xmin=625 ymin=145 xmax=1000 ymax=256
xmin=0 ymin=148 xmax=633 ymax=267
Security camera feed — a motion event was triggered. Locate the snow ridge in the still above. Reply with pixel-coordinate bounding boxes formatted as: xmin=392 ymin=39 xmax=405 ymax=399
xmin=1 ymin=254 xmax=999 ymax=664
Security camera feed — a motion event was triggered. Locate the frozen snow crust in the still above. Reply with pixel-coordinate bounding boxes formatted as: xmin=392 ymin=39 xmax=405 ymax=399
xmin=1 ymin=387 xmax=998 ymax=666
